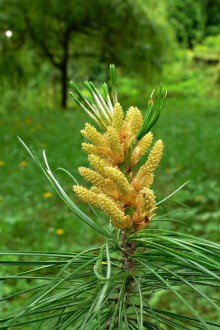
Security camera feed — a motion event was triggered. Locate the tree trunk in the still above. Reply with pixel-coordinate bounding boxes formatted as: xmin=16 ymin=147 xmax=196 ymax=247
xmin=61 ymin=62 xmax=68 ymax=109
xmin=60 ymin=32 xmax=69 ymax=109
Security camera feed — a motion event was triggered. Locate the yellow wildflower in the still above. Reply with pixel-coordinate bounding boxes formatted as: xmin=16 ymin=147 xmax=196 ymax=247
xmin=20 ymin=161 xmax=28 ymax=167
xmin=0 ymin=161 xmax=5 ymax=166
xmin=56 ymin=228 xmax=64 ymax=235
xmin=43 ymin=192 xmax=53 ymax=198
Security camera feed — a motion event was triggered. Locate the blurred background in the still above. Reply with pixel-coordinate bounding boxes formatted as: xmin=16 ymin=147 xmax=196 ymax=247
xmin=0 ymin=0 xmax=220 ymax=253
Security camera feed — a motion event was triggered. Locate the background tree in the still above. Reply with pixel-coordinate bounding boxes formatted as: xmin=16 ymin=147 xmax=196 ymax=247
xmin=168 ymin=0 xmax=220 ymax=48
xmin=0 ymin=0 xmax=172 ymax=108
xmin=168 ymin=0 xmax=205 ymax=48
xmin=203 ymin=0 xmax=220 ymax=35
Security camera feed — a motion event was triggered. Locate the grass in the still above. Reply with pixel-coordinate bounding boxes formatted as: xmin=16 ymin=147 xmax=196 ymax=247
xmin=0 ymin=108 xmax=101 ymax=252
xmin=0 ymin=55 xmax=219 ymax=325
xmin=0 ymin=71 xmax=219 ymax=254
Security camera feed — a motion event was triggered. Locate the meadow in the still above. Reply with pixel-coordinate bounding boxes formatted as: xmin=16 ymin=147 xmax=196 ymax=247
xmin=1 ymin=0 xmax=220 ymax=325
xmin=0 ymin=50 xmax=220 ymax=327
xmin=0 ymin=52 xmax=219 ymax=256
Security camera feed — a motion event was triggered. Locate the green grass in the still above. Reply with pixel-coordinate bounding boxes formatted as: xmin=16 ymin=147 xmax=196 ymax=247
xmin=0 ymin=76 xmax=219 ymax=255
xmin=0 ymin=56 xmax=220 ymax=328
xmin=0 ymin=108 xmax=100 ymax=252
xmin=0 ymin=52 xmax=219 ymax=254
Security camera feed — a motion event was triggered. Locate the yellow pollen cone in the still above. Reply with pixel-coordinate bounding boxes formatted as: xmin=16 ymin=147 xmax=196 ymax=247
xmin=73 ymin=185 xmax=131 ymax=229
xmin=88 ymin=154 xmax=132 ymax=194
xmin=81 ymin=123 xmax=106 ymax=146
xmin=139 ymin=187 xmax=156 ymax=214
xmin=106 ymin=126 xmax=123 ymax=160
xmin=131 ymin=132 xmax=153 ymax=165
xmin=79 ymin=167 xmax=106 ymax=187
xmin=112 ymin=103 xmax=124 ymax=132
xmin=145 ymin=140 xmax=164 ymax=172
xmin=125 ymin=106 xmax=143 ymax=137
xmin=133 ymin=140 xmax=164 ymax=184
xmin=80 ymin=167 xmax=120 ymax=200
xmin=82 ymin=143 xmax=109 ymax=158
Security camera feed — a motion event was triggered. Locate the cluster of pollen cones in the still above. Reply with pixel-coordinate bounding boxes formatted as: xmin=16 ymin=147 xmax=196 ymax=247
xmin=74 ymin=102 xmax=163 ymax=231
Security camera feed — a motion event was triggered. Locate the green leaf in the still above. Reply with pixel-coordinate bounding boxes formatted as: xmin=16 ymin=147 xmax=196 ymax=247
xmin=137 ymin=85 xmax=167 ymax=140
xmin=110 ymin=64 xmax=118 ymax=104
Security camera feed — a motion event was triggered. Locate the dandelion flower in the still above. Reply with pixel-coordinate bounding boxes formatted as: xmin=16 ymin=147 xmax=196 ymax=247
xmin=43 ymin=192 xmax=53 ymax=198
xmin=20 ymin=161 xmax=28 ymax=167
xmin=56 ymin=228 xmax=64 ymax=235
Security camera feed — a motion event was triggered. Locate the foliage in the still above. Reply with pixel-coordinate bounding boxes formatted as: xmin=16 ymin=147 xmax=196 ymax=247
xmin=168 ymin=0 xmax=205 ymax=48
xmin=0 ymin=66 xmax=220 ymax=329
xmin=194 ymin=35 xmax=220 ymax=63
xmin=168 ymin=0 xmax=220 ymax=48
xmin=203 ymin=0 xmax=220 ymax=35
xmin=1 ymin=232 xmax=220 ymax=329
xmin=0 ymin=0 xmax=172 ymax=108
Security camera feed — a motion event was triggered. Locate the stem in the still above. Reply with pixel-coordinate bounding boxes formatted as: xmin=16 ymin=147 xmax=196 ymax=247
xmin=105 ymin=232 xmax=136 ymax=329
xmin=120 ymin=231 xmax=136 ymax=272
xmin=61 ymin=62 xmax=68 ymax=108
xmin=119 ymin=140 xmax=137 ymax=177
